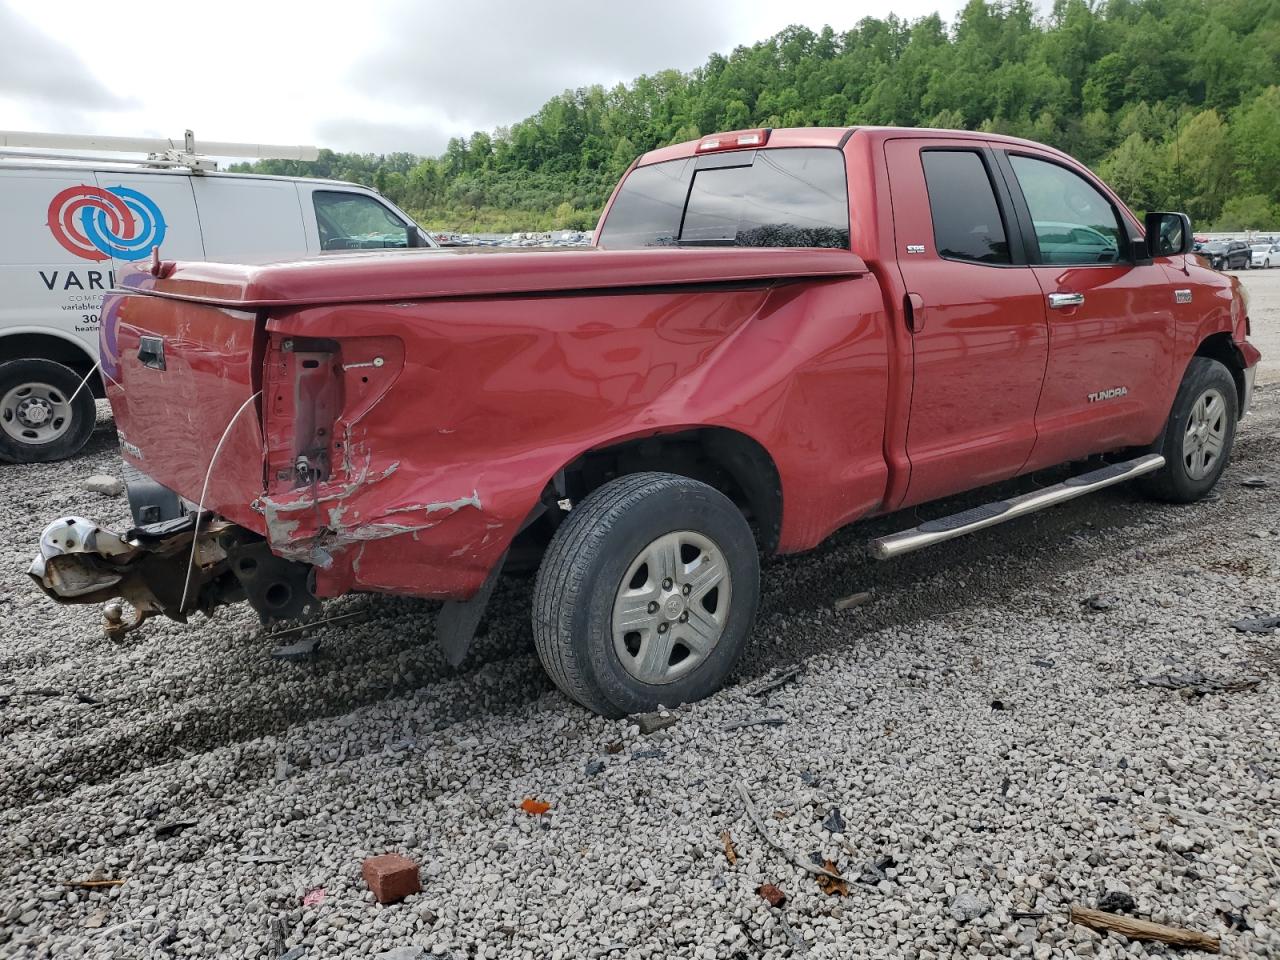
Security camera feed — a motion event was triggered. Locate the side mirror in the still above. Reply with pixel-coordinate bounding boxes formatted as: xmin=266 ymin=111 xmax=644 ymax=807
xmin=1144 ymin=212 xmax=1193 ymax=257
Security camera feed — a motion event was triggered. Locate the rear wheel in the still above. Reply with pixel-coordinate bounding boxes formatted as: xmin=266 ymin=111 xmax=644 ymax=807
xmin=533 ymin=472 xmax=760 ymax=717
xmin=1140 ymin=357 xmax=1238 ymax=503
xmin=0 ymin=359 xmax=96 ymax=464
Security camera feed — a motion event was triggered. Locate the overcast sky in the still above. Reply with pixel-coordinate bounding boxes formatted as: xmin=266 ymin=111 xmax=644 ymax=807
xmin=2 ymin=0 xmax=983 ymax=159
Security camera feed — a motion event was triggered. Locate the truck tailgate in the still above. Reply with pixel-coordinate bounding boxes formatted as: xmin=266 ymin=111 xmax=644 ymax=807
xmin=103 ymin=289 xmax=266 ymax=532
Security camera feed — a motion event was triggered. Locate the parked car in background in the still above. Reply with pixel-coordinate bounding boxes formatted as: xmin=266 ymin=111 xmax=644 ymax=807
xmin=31 ymin=125 xmax=1260 ymax=718
xmin=1196 ymin=239 xmax=1252 ymax=270
xmin=1251 ymin=241 xmax=1279 ymax=268
xmin=0 ymin=133 xmax=434 ymax=465
xmin=1030 ymin=221 xmax=1120 ymax=263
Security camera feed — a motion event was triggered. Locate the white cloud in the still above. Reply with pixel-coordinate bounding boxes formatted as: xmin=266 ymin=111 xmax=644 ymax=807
xmin=0 ymin=0 xmax=993 ymax=158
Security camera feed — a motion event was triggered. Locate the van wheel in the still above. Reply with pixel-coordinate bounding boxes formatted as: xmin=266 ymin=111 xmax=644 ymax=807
xmin=0 ymin=359 xmax=97 ymax=464
xmin=1140 ymin=357 xmax=1237 ymax=503
xmin=533 ymin=472 xmax=760 ymax=718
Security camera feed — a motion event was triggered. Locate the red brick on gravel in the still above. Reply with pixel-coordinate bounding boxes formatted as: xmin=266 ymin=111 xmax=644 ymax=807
xmin=362 ymin=853 xmax=422 ymax=904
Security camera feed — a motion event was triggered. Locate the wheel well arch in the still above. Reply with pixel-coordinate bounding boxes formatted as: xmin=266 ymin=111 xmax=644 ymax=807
xmin=0 ymin=333 xmax=103 ymax=398
xmin=1193 ymin=332 xmax=1246 ymax=415
xmin=552 ymin=427 xmax=784 ymax=555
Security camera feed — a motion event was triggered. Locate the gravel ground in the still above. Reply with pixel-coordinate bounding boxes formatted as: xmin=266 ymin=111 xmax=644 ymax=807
xmin=1233 ymin=266 xmax=1280 ymax=384
xmin=2 ymin=350 xmax=1278 ymax=956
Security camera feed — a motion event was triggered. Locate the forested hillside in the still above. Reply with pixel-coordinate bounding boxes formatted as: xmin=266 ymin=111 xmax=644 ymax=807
xmin=234 ymin=0 xmax=1280 ymax=233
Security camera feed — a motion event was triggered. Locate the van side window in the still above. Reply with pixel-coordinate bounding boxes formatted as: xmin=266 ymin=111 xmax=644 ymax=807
xmin=921 ymin=151 xmax=1011 ymax=264
xmin=1007 ymin=156 xmax=1122 ymax=265
xmin=313 ymin=192 xmax=411 ymax=250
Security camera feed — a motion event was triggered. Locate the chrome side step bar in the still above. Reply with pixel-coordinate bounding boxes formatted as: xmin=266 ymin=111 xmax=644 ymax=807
xmin=870 ymin=453 xmax=1166 ymax=560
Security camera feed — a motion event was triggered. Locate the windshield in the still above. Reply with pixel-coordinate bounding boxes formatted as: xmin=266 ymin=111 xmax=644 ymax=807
xmin=598 ymin=148 xmax=850 ymax=250
xmin=1252 ymin=243 xmax=1270 ymax=251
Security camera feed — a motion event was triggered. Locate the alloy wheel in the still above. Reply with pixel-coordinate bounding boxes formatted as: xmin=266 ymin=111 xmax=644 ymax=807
xmin=1183 ymin=387 xmax=1227 ymax=481
xmin=611 ymin=530 xmax=731 ymax=684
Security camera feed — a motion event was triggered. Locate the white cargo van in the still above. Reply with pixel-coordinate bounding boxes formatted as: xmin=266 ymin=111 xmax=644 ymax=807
xmin=0 ymin=132 xmax=434 ymax=464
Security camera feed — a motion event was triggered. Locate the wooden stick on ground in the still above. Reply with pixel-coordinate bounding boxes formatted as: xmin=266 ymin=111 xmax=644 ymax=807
xmin=734 ymin=781 xmax=843 ymax=882
xmin=64 ymin=879 xmax=125 ymax=889
xmin=1069 ymin=906 xmax=1220 ymax=952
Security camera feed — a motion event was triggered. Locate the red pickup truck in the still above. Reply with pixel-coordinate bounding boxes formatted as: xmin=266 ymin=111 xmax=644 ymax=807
xmin=31 ymin=126 xmax=1260 ymax=717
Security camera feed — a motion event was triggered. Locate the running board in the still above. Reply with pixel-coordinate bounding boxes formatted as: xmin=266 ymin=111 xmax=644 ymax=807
xmin=870 ymin=454 xmax=1166 ymax=560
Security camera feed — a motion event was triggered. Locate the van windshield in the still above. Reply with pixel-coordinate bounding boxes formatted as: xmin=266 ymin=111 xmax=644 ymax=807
xmin=598 ymin=148 xmax=850 ymax=250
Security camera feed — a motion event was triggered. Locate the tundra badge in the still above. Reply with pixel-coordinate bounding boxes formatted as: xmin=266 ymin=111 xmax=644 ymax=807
xmin=1175 ymin=289 xmax=1192 ymax=304
xmin=1087 ymin=386 xmax=1129 ymax=403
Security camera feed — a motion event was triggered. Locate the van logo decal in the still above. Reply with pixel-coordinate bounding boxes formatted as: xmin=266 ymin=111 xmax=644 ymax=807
xmin=47 ymin=184 xmax=167 ymax=262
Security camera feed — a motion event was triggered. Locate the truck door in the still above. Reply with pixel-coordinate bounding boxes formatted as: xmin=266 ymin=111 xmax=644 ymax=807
xmin=992 ymin=150 xmax=1175 ymax=469
xmin=884 ymin=139 xmax=1049 ymax=507
xmin=90 ymin=171 xmax=205 ymax=268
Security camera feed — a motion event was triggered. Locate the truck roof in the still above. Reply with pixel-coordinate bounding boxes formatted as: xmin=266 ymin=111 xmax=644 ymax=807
xmin=638 ymin=125 xmax=1075 ymax=166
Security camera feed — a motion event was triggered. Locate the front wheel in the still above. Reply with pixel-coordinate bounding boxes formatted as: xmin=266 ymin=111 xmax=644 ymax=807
xmin=532 ymin=472 xmax=760 ymax=717
xmin=0 ymin=359 xmax=97 ymax=464
xmin=1140 ymin=357 xmax=1238 ymax=503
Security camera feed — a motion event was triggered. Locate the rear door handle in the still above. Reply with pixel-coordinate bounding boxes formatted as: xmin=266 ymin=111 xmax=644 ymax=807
xmin=904 ymin=292 xmax=925 ymax=333
xmin=1048 ymin=292 xmax=1085 ymax=309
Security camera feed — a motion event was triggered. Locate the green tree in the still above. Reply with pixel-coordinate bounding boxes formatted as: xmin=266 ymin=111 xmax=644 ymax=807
xmin=1230 ymin=86 xmax=1280 ymax=200
xmin=1213 ymin=194 xmax=1280 ymax=231
xmin=229 ymin=1 xmax=1280 ymax=233
xmin=1099 ymin=133 xmax=1168 ymax=213
xmin=1167 ymin=110 xmax=1235 ymax=223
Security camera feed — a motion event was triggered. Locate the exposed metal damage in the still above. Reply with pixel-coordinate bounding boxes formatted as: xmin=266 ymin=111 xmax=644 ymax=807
xmin=29 ymin=470 xmax=492 ymax=642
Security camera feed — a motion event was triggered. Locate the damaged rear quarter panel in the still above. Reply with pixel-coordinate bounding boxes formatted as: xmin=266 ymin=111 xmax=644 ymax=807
xmin=263 ymin=277 xmax=889 ymax=601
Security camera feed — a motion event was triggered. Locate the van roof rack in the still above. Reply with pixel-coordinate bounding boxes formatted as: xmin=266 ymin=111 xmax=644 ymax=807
xmin=0 ymin=129 xmax=319 ymax=173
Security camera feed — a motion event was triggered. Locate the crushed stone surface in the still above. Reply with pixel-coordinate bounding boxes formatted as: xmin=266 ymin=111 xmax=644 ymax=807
xmin=2 ymin=384 xmax=1278 ymax=959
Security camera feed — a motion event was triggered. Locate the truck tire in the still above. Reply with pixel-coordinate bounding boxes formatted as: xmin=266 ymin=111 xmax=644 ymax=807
xmin=0 ymin=359 xmax=97 ymax=464
xmin=1140 ymin=357 xmax=1238 ymax=503
xmin=533 ymin=472 xmax=760 ymax=717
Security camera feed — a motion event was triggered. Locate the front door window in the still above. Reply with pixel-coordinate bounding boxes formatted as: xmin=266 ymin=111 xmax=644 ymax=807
xmin=1008 ymin=155 xmax=1123 ymax=265
xmin=313 ymin=191 xmax=411 ymax=250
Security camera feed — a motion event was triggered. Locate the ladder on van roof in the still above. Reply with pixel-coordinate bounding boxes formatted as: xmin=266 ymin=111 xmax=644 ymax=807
xmin=0 ymin=129 xmax=319 ymax=173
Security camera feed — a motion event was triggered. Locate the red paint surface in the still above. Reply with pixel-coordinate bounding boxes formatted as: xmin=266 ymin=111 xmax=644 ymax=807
xmin=102 ymin=127 xmax=1259 ymax=604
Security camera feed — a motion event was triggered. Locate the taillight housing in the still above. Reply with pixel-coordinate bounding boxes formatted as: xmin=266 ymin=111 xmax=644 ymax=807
xmin=696 ymin=128 xmax=771 ymax=153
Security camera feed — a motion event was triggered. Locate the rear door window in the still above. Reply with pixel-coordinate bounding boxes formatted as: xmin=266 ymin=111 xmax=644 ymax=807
xmin=598 ymin=148 xmax=849 ymax=249
xmin=1007 ymin=155 xmax=1123 ymax=265
xmin=313 ymin=191 xmax=412 ymax=250
xmin=920 ymin=150 xmax=1011 ymax=264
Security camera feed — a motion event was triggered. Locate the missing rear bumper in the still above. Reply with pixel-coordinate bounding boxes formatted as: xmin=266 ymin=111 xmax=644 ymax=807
xmin=29 ymin=513 xmax=318 ymax=637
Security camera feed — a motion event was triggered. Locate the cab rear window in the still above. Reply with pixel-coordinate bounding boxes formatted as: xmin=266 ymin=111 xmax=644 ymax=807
xmin=598 ymin=148 xmax=850 ymax=250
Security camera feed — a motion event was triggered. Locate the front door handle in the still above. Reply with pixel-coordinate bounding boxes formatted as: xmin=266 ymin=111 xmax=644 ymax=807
xmin=1048 ymin=292 xmax=1085 ymax=309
